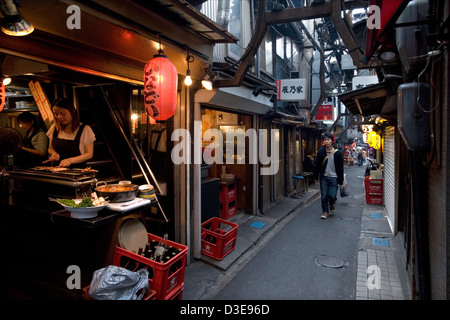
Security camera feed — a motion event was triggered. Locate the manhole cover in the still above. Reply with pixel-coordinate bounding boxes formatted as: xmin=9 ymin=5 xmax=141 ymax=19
xmin=337 ymin=217 xmax=359 ymax=221
xmin=314 ymin=255 xmax=345 ymax=268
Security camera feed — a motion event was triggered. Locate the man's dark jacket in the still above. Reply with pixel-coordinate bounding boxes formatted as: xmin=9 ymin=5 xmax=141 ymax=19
xmin=314 ymin=146 xmax=344 ymax=185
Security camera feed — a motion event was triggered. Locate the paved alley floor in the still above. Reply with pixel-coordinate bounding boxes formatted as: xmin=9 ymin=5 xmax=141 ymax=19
xmin=183 ymin=164 xmax=411 ymax=301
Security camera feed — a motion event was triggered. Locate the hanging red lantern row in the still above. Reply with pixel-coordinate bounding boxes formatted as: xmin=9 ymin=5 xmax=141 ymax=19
xmin=144 ymin=49 xmax=177 ymax=121
xmin=0 ymin=83 xmax=5 ymax=112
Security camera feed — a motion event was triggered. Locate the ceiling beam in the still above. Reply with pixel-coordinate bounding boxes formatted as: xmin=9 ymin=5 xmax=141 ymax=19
xmin=214 ymin=0 xmax=334 ymax=88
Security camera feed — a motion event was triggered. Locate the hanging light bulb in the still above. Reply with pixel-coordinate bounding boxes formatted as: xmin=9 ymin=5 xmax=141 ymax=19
xmin=184 ymin=50 xmax=194 ymax=86
xmin=184 ymin=69 xmax=192 ymax=86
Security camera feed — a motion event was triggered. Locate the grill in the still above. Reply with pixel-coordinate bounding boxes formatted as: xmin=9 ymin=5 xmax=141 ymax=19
xmin=6 ymin=167 xmax=97 ymax=199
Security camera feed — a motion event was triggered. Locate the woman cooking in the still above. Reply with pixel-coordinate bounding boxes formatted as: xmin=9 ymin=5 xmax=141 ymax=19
xmin=14 ymin=111 xmax=48 ymax=167
xmin=44 ymin=98 xmax=95 ymax=168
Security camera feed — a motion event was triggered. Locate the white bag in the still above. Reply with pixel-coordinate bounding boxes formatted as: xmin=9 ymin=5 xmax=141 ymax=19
xmin=340 ymin=174 xmax=349 ymax=197
xmin=88 ymin=265 xmax=149 ymax=300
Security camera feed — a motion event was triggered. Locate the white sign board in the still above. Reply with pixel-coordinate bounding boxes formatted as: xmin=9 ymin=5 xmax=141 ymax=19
xmin=352 ymin=75 xmax=378 ymax=90
xmin=276 ymin=78 xmax=306 ymax=101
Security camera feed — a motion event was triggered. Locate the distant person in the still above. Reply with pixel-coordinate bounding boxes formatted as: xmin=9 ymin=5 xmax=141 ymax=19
xmin=44 ymin=98 xmax=95 ymax=168
xmin=303 ymin=152 xmax=315 ymax=173
xmin=356 ymin=145 xmax=364 ymax=166
xmin=14 ymin=111 xmax=48 ymax=167
xmin=314 ymin=132 xmax=344 ymax=219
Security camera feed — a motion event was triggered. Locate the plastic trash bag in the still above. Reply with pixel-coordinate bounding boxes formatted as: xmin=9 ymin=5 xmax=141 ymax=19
xmin=340 ymin=174 xmax=350 ymax=197
xmin=88 ymin=265 xmax=149 ymax=300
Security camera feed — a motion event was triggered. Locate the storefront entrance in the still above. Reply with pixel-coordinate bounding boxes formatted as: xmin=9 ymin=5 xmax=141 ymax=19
xmin=200 ymin=107 xmax=254 ymax=216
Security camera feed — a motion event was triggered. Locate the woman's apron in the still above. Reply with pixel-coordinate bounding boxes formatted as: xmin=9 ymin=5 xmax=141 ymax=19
xmin=52 ymin=124 xmax=86 ymax=168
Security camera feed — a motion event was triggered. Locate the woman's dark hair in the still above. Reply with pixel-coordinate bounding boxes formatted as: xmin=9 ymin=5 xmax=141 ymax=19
xmin=17 ymin=111 xmax=45 ymax=132
xmin=52 ymin=97 xmax=80 ymax=132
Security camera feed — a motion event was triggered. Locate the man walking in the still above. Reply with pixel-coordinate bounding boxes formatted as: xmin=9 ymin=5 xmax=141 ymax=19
xmin=314 ymin=133 xmax=344 ymax=219
xmin=356 ymin=145 xmax=364 ymax=166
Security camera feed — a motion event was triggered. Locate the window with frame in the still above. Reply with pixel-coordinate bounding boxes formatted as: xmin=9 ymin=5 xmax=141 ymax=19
xmin=260 ymin=31 xmax=273 ymax=76
xmin=229 ymin=0 xmax=243 ymax=57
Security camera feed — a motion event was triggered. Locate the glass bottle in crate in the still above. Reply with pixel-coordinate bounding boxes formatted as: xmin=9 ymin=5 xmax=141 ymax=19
xmin=154 ymin=233 xmax=168 ymax=262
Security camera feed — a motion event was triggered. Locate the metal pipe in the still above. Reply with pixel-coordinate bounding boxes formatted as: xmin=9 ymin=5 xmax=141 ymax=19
xmin=100 ymin=86 xmax=168 ymax=222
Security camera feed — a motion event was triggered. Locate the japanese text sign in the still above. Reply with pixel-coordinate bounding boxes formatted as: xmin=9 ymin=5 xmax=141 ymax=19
xmin=275 ymin=78 xmax=306 ymax=101
xmin=315 ymin=104 xmax=334 ymax=121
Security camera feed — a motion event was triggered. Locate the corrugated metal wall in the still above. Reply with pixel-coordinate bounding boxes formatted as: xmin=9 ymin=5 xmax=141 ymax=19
xmin=384 ymin=126 xmax=397 ymax=233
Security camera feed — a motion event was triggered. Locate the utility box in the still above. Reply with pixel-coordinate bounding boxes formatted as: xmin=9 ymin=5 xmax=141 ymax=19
xmin=395 ymin=0 xmax=429 ymax=77
xmin=397 ymin=82 xmax=430 ymax=151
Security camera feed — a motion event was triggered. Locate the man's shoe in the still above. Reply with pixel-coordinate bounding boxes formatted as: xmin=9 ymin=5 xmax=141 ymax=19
xmin=330 ymin=203 xmax=335 ymax=213
xmin=321 ymin=212 xmax=328 ymax=219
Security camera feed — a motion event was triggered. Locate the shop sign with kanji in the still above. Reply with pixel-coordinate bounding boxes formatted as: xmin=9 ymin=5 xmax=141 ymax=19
xmin=275 ymin=78 xmax=306 ymax=101
xmin=315 ymin=104 xmax=334 ymax=121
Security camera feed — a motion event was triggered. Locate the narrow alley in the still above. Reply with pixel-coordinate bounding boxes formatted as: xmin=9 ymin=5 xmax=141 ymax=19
xmin=184 ymin=163 xmax=411 ymax=300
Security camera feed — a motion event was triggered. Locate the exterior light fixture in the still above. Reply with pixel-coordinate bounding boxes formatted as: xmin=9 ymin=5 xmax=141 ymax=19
xmin=271 ymin=1 xmax=285 ymax=11
xmin=184 ymin=50 xmax=194 ymax=86
xmin=0 ymin=0 xmax=34 ymax=36
xmin=201 ymin=65 xmax=217 ymax=91
xmin=201 ymin=77 xmax=213 ymax=90
xmin=379 ymin=51 xmax=397 ymax=62
xmin=252 ymin=87 xmax=262 ymax=97
xmin=144 ymin=41 xmax=178 ymax=121
xmin=270 ymin=93 xmax=277 ymax=103
xmin=185 ymin=69 xmax=192 ymax=86
xmin=2 ymin=76 xmax=11 ymax=85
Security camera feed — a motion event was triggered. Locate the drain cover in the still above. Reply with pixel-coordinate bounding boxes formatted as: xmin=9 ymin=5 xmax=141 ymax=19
xmin=314 ymin=255 xmax=345 ymax=268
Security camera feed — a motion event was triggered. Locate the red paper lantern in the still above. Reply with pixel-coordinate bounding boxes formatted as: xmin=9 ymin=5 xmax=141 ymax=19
xmin=0 ymin=83 xmax=5 ymax=112
xmin=144 ymin=50 xmax=177 ymax=121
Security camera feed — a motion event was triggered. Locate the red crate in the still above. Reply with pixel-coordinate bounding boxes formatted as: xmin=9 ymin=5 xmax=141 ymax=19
xmin=219 ymin=182 xmax=237 ymax=202
xmin=167 ymin=284 xmax=184 ymax=300
xmin=220 ymin=198 xmax=237 ymax=219
xmin=201 ymin=217 xmax=238 ymax=260
xmin=113 ymin=233 xmax=187 ymax=300
xmin=365 ymin=177 xmax=383 ymax=193
xmin=366 ymin=192 xmax=383 ymax=205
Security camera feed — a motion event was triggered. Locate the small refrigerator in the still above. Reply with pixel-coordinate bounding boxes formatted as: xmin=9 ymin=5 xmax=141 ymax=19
xmin=201 ymin=177 xmax=220 ymax=223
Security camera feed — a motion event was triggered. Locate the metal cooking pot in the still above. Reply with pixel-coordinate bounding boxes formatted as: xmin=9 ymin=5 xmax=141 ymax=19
xmin=95 ymin=181 xmax=139 ymax=203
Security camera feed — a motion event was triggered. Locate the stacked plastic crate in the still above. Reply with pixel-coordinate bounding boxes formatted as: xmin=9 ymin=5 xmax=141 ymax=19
xmin=219 ymin=181 xmax=237 ymax=219
xmin=113 ymin=233 xmax=187 ymax=300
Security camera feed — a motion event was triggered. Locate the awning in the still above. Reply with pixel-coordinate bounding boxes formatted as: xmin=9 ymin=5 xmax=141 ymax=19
xmin=337 ymin=80 xmax=399 ymax=119
xmin=195 ymin=87 xmax=273 ymax=115
xmin=153 ymin=0 xmax=237 ymax=44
